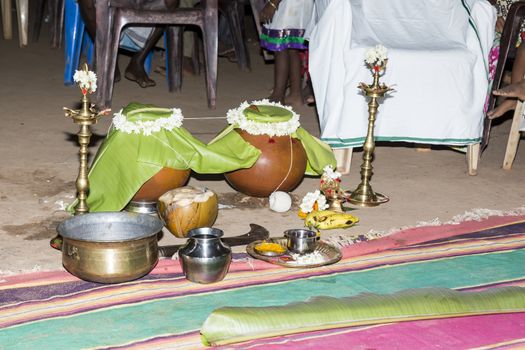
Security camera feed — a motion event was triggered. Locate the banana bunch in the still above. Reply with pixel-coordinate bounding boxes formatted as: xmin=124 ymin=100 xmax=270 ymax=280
xmin=304 ymin=210 xmax=359 ymax=230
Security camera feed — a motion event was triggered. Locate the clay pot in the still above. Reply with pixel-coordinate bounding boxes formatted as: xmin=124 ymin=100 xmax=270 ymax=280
xmin=132 ymin=167 xmax=191 ymax=202
xmin=225 ymin=130 xmax=307 ymax=197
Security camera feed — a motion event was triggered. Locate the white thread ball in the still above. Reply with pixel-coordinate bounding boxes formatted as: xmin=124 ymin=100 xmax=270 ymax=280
xmin=269 ymin=191 xmax=292 ymax=212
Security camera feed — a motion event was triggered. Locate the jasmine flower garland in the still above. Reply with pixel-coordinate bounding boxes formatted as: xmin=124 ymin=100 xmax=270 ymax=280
xmin=322 ymin=165 xmax=342 ymax=180
xmin=73 ymin=69 xmax=97 ymax=94
xmin=364 ymin=44 xmax=388 ymax=66
xmin=226 ymin=99 xmax=300 ymax=137
xmin=112 ymin=108 xmax=184 ymax=136
xmin=300 ymin=190 xmax=328 ymax=214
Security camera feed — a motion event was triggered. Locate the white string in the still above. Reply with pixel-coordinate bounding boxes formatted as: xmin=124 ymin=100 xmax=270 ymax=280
xmin=183 ymin=117 xmax=228 ymax=120
xmin=271 ymin=135 xmax=294 ymax=196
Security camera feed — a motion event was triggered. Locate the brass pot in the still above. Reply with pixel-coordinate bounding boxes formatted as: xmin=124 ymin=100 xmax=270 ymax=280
xmin=57 ymin=212 xmax=163 ymax=284
xmin=225 ymin=130 xmax=307 ymax=197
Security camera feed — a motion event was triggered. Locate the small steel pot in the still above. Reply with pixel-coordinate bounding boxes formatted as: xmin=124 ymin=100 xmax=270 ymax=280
xmin=57 ymin=212 xmax=163 ymax=284
xmin=178 ymin=227 xmax=232 ymax=284
xmin=284 ymin=229 xmax=318 ymax=254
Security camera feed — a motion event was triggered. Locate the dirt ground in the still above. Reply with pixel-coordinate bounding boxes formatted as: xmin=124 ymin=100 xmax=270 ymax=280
xmin=0 ymin=22 xmax=524 ymax=275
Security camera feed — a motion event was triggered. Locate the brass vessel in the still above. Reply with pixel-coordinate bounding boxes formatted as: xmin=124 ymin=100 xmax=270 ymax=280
xmin=57 ymin=212 xmax=163 ymax=283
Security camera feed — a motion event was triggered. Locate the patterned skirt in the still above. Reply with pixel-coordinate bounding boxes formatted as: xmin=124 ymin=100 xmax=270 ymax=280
xmin=260 ymin=0 xmax=314 ymax=51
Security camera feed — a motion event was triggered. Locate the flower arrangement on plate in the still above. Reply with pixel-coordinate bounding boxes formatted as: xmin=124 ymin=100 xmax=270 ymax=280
xmin=298 ymin=166 xmax=359 ymax=231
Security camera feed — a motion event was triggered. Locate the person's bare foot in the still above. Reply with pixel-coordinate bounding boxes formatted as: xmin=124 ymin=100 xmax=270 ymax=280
xmin=124 ymin=56 xmax=156 ymax=88
xmin=302 ymin=81 xmax=315 ymax=105
xmin=487 ymin=98 xmax=517 ymax=119
xmin=268 ymin=93 xmax=285 ymax=105
xmin=284 ymin=93 xmax=304 ymax=109
xmin=493 ymin=79 xmax=525 ymax=100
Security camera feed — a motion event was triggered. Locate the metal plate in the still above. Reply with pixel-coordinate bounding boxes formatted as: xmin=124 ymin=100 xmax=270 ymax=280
xmin=246 ymin=238 xmax=342 ymax=268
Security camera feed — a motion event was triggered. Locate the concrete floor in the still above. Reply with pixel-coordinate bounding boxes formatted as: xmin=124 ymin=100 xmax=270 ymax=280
xmin=0 ymin=25 xmax=524 ymax=275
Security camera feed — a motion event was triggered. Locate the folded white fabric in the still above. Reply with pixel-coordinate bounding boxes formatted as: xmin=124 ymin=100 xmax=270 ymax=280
xmin=309 ymin=0 xmax=496 ymax=148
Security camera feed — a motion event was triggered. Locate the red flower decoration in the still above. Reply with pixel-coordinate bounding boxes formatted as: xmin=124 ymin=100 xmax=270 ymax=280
xmin=81 ymin=88 xmax=88 ymax=96
xmin=373 ymin=65 xmax=380 ymax=72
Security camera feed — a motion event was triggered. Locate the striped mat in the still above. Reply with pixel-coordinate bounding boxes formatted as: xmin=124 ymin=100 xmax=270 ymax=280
xmin=1 ymin=214 xmax=525 ymax=349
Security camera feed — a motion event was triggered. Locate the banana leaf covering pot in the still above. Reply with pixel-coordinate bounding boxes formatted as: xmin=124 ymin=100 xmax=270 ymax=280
xmin=210 ymin=101 xmax=338 ymax=197
xmin=67 ymin=103 xmax=261 ymax=213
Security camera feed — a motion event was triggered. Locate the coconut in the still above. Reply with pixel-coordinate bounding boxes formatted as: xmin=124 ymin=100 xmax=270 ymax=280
xmin=158 ymin=186 xmax=219 ymax=238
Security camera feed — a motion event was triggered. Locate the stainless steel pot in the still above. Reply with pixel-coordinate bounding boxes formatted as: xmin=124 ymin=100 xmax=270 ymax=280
xmin=57 ymin=212 xmax=163 ymax=284
xmin=284 ymin=229 xmax=318 ymax=254
xmin=178 ymin=227 xmax=232 ymax=284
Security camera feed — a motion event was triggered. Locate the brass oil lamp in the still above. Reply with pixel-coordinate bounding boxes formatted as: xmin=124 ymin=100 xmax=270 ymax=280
xmin=347 ymin=53 xmax=393 ymax=207
xmin=51 ymin=64 xmax=106 ymax=249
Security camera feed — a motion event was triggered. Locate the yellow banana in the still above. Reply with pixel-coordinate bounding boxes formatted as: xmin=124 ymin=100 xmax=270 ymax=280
xmin=305 ymin=210 xmax=359 ymax=230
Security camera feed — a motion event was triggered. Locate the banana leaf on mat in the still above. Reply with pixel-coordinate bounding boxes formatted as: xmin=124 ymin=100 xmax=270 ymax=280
xmin=201 ymin=286 xmax=525 ymax=346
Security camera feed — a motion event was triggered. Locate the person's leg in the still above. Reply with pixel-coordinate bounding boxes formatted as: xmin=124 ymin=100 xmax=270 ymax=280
xmin=125 ymin=0 xmax=180 ymax=87
xmin=488 ymin=43 xmax=525 ymax=118
xmin=285 ymin=49 xmax=304 ymax=107
xmin=269 ymin=49 xmax=289 ymax=104
xmin=124 ymin=26 xmax=165 ymax=87
xmin=493 ymin=78 xmax=525 ymax=100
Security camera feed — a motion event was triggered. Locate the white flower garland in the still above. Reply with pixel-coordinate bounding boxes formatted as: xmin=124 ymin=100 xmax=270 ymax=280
xmin=112 ymin=108 xmax=184 ymax=136
xmin=226 ymin=99 xmax=300 ymax=137
xmin=73 ymin=69 xmax=97 ymax=93
xmin=364 ymin=44 xmax=388 ymax=66
xmin=322 ymin=165 xmax=342 ymax=181
xmin=300 ymin=190 xmax=329 ymax=214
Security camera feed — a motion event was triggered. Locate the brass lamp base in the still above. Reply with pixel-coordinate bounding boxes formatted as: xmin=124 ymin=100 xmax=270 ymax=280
xmin=345 ymin=190 xmax=389 ymax=207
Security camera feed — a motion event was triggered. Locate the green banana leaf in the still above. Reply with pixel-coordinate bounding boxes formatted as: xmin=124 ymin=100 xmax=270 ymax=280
xmin=67 ymin=103 xmax=261 ymax=213
xmin=294 ymin=127 xmax=337 ymax=175
xmin=209 ymin=125 xmax=336 ymax=177
xmin=201 ymin=286 xmax=525 ymax=346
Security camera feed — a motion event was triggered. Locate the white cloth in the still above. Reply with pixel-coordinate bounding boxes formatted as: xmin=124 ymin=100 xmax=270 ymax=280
xmin=264 ymin=0 xmax=314 ymax=31
xmin=309 ymin=0 xmax=496 ymax=148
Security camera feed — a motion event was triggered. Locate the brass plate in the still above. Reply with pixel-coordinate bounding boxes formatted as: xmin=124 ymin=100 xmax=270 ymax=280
xmin=246 ymin=238 xmax=342 ymax=268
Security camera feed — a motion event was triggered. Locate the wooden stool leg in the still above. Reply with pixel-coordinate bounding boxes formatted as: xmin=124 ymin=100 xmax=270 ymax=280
xmin=333 ymin=148 xmax=353 ymax=175
xmin=467 ymin=143 xmax=480 ymax=176
xmin=503 ymin=100 xmax=524 ymax=170
xmin=16 ymin=0 xmax=28 ymax=47
xmin=1 ymin=0 xmax=13 ymax=40
xmin=202 ymin=0 xmax=218 ymax=109
xmin=166 ymin=26 xmax=183 ymax=92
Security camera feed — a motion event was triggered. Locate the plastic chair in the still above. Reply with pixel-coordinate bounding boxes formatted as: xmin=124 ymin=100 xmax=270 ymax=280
xmin=94 ymin=0 xmax=218 ymax=109
xmin=309 ymin=0 xmax=495 ymax=176
xmin=63 ymin=0 xmax=152 ymax=86
xmin=1 ymin=0 xmax=28 ymax=46
xmin=484 ymin=1 xmax=525 ymax=169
